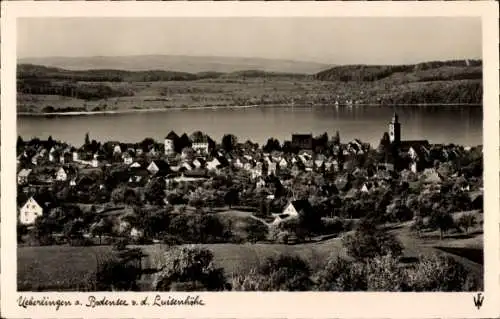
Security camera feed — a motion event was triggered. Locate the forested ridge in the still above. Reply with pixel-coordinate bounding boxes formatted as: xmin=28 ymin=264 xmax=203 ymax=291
xmin=17 ymin=60 xmax=483 ymax=108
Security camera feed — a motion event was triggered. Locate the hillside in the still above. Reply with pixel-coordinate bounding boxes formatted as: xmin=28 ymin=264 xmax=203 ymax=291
xmin=16 ymin=60 xmax=483 ymax=114
xmin=18 ymin=55 xmax=331 ymax=74
xmin=315 ymin=60 xmax=482 ymax=82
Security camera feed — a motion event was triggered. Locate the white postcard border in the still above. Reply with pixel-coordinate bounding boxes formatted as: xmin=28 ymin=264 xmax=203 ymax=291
xmin=1 ymin=2 xmax=499 ymax=318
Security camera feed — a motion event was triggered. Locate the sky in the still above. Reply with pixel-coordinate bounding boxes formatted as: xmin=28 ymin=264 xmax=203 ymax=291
xmin=17 ymin=17 xmax=482 ymax=65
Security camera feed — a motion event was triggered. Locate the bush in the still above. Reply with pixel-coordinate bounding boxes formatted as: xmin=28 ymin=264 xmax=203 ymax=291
xmin=113 ymin=238 xmax=129 ymax=251
xmin=315 ymin=256 xmax=367 ymax=291
xmin=364 ymin=254 xmax=407 ymax=291
xmin=243 ymin=219 xmax=269 ymax=243
xmin=233 ymin=255 xmax=312 ymax=291
xmin=231 ymin=269 xmax=269 ymax=291
xmin=342 ymin=221 xmax=403 ymax=260
xmin=429 ymin=211 xmax=455 ymax=239
xmin=406 ymin=254 xmax=476 ymax=291
xmin=153 ymin=246 xmax=227 ymax=291
xmin=86 ymin=256 xmax=140 ymax=291
xmin=457 ymin=214 xmax=477 ymax=234
xmin=321 ymin=217 xmax=345 ymax=234
xmin=258 ymin=255 xmax=313 ymax=291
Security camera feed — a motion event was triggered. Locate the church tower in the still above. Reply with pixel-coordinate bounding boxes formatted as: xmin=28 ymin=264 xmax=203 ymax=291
xmin=388 ymin=112 xmax=401 ymax=144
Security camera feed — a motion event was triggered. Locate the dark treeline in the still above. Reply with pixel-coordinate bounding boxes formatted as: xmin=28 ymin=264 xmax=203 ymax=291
xmin=18 ymin=79 xmax=134 ymax=101
xmin=315 ymin=60 xmax=482 ymax=82
xmin=17 ymin=64 xmax=308 ymax=83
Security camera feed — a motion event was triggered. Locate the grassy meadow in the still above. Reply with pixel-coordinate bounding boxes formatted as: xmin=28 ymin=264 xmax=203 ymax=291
xmin=18 ymin=211 xmax=483 ymax=291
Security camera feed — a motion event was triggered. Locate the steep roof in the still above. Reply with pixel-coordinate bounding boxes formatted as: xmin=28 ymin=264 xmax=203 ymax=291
xmin=18 ymin=168 xmax=32 ymax=177
xmin=292 ymin=134 xmax=313 ymax=149
xmin=400 ymin=140 xmax=430 ymax=151
xmin=165 ymin=131 xmax=179 ymax=140
xmin=151 ymin=159 xmax=170 ymax=172
xmin=290 ymin=199 xmax=313 ymax=215
xmin=190 ymin=131 xmax=208 ymax=143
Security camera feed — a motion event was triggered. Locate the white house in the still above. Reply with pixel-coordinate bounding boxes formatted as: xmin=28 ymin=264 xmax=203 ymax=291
xmin=49 ymin=148 xmax=56 ymax=162
xmin=130 ymin=162 xmax=142 ymax=169
xmin=17 ymin=169 xmax=32 ymax=185
xmin=19 ymin=196 xmax=44 ymax=225
xmin=122 ymin=152 xmax=133 ymax=165
xmin=181 ymin=162 xmax=194 ymax=171
xmin=272 ymin=200 xmax=311 ymax=225
xmin=278 ymin=158 xmax=288 ymax=169
xmin=91 ymin=154 xmax=99 ymax=168
xmin=113 ymin=144 xmax=122 ymax=155
xmin=190 ymin=132 xmax=210 ymax=154
xmin=233 ymin=158 xmax=244 ymax=169
xmin=251 ymin=163 xmax=263 ymax=180
xmin=55 ymin=167 xmax=68 ymax=181
xmin=193 ymin=158 xmax=206 ymax=169
xmin=207 ymin=158 xmax=221 ymax=171
xmin=267 ymin=162 xmax=277 ymax=176
xmin=256 ymin=176 xmax=266 ymax=189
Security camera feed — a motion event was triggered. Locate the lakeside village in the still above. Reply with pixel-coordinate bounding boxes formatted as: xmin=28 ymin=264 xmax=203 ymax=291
xmin=16 ymin=113 xmax=483 ymax=249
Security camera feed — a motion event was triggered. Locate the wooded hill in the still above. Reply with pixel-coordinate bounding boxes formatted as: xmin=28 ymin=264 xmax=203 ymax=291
xmin=17 ymin=60 xmax=483 ymax=106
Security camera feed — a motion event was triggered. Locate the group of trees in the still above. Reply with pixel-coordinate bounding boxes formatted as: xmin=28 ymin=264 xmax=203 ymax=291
xmin=18 ymin=79 xmax=134 ymax=101
xmin=102 ymin=217 xmax=479 ymax=292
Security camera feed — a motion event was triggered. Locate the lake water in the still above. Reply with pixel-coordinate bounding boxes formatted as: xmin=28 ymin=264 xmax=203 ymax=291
xmin=17 ymin=105 xmax=483 ymax=148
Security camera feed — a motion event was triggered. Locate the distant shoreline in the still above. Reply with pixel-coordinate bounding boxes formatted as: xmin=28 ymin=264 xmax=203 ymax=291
xmin=17 ymin=103 xmax=482 ymax=117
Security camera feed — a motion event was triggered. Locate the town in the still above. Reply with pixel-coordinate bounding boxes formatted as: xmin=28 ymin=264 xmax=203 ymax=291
xmin=16 ymin=113 xmax=484 ymax=292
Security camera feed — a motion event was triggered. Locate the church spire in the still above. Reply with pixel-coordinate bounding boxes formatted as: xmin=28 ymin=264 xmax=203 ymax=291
xmin=389 ymin=112 xmax=401 ymax=144
xmin=392 ymin=112 xmax=399 ymax=124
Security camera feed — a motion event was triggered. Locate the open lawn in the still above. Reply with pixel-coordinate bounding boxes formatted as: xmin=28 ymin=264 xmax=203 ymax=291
xmin=18 ymin=238 xmax=346 ymax=291
xmin=17 ymin=215 xmax=484 ymax=291
xmin=18 ymin=245 xmax=114 ymax=291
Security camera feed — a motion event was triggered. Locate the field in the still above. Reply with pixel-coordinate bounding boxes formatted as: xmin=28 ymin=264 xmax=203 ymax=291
xmin=17 ymin=239 xmax=346 ymax=291
xmin=17 ymin=78 xmax=369 ymax=113
xmin=18 ymin=215 xmax=483 ymax=291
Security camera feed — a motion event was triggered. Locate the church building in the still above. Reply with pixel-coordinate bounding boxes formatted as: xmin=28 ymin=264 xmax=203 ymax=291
xmin=386 ymin=113 xmax=430 ymax=172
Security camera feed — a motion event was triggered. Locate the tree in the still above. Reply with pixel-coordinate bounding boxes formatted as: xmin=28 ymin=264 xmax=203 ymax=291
xmin=244 ymin=219 xmax=268 ymax=243
xmin=17 ymin=223 xmax=28 ymax=243
xmin=153 ymin=246 xmax=226 ymax=291
xmin=257 ymin=255 xmax=312 ymax=291
xmin=333 ymin=130 xmax=341 ymax=145
xmin=457 ymin=213 xmax=477 ymax=235
xmin=221 ymin=134 xmax=238 ymax=152
xmin=84 ymin=132 xmax=91 ymax=147
xmin=87 ymin=253 xmax=140 ymax=291
xmin=140 ymin=208 xmax=171 ymax=239
xmin=91 ymin=218 xmax=113 ymax=245
xmin=224 ymin=188 xmax=239 ymax=208
xmin=47 ymin=135 xmax=55 ymax=149
xmin=140 ymin=137 xmax=156 ymax=153
xmin=145 ymin=177 xmax=166 ymax=205
xmin=406 ymin=254 xmax=475 ymax=291
xmin=63 ymin=219 xmax=85 ymax=244
xmin=17 ymin=135 xmax=25 ymax=149
xmin=263 ymin=138 xmax=281 ymax=153
xmin=410 ymin=215 xmax=425 ymax=237
xmin=429 ymin=210 xmax=455 ymax=239
xmin=124 ymin=189 xmax=141 ymax=206
xmin=30 ymin=216 xmax=59 ymax=245
xmin=315 ymin=256 xmax=367 ymax=291
xmin=342 ymin=220 xmax=403 ymax=260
